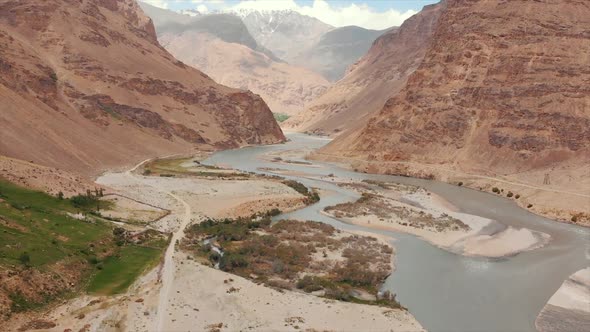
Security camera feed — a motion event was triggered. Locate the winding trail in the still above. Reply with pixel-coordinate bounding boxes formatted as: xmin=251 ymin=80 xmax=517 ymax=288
xmin=124 ymin=158 xmax=195 ymax=331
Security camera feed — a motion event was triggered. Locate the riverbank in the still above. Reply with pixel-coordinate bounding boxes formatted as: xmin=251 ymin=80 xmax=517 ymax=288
xmin=535 ymin=268 xmax=590 ymax=332
xmin=310 ymin=152 xmax=590 ymax=227
xmin=2 ymin=155 xmax=422 ymax=331
xmin=323 ymin=179 xmax=551 ymax=258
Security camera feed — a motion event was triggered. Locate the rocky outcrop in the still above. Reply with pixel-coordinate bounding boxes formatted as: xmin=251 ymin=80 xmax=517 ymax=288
xmin=0 ymin=0 xmax=284 ymax=176
xmin=321 ymin=0 xmax=590 ymax=173
xmin=284 ymin=2 xmax=443 ymax=135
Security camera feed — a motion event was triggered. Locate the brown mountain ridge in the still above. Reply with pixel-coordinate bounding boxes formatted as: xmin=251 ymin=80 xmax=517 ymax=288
xmin=314 ymin=0 xmax=590 ymax=223
xmin=284 ymin=2 xmax=444 ymax=135
xmin=0 ymin=0 xmax=284 ymax=176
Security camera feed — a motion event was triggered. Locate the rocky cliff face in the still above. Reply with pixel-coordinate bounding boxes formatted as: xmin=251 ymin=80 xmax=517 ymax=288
xmin=284 ymin=3 xmax=443 ymax=135
xmin=322 ymin=0 xmax=590 ymax=175
xmin=0 ymin=0 xmax=284 ymax=176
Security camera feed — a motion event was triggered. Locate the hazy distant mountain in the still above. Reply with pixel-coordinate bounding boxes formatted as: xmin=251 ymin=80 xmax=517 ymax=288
xmin=234 ymin=9 xmax=333 ymax=64
xmin=140 ymin=2 xmax=277 ymax=60
xmin=294 ymin=26 xmax=387 ymax=81
xmin=140 ymin=3 xmax=330 ymax=116
xmin=232 ymin=9 xmax=388 ymax=81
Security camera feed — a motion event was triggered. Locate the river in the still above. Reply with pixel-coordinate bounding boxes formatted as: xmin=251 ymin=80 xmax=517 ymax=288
xmin=203 ymin=133 xmax=590 ymax=332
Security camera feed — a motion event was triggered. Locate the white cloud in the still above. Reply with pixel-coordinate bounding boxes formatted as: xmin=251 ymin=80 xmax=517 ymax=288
xmin=197 ymin=4 xmax=209 ymax=13
xmin=143 ymin=0 xmax=169 ymax=9
xmin=228 ymin=0 xmax=416 ymax=29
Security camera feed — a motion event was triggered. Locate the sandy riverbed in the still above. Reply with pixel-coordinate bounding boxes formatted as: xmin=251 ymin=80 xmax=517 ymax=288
xmin=324 ymin=177 xmax=550 ymax=258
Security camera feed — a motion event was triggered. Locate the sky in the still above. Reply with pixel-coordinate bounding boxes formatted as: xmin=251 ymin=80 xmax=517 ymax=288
xmin=141 ymin=0 xmax=440 ymax=30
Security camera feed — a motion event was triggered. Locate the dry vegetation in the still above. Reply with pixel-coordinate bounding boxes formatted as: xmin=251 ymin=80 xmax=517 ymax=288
xmin=182 ymin=215 xmax=402 ymax=308
xmin=326 ymin=192 xmax=470 ymax=233
xmin=142 ymin=156 xmax=250 ymax=179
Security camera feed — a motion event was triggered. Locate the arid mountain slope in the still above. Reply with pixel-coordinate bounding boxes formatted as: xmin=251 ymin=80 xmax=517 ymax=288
xmin=158 ymin=32 xmax=329 ymax=116
xmin=284 ymin=3 xmax=443 ymax=135
xmin=0 ymin=0 xmax=284 ymax=176
xmin=141 ymin=4 xmax=329 ymax=116
xmin=315 ymin=0 xmax=590 ymax=222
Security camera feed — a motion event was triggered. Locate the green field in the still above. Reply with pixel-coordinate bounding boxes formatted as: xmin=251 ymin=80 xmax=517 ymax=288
xmin=0 ymin=179 xmax=111 ymax=268
xmin=0 ymin=179 xmax=167 ymax=307
xmin=87 ymin=245 xmax=162 ymax=295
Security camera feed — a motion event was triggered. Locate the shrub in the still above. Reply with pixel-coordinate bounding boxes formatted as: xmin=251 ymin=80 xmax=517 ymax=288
xmin=70 ymin=194 xmax=98 ymax=209
xmin=492 ymin=187 xmax=500 ymax=193
xmin=296 ymin=275 xmax=323 ymax=293
xmin=57 ymin=191 xmax=64 ymax=200
xmin=507 ymin=192 xmax=513 ymax=198
xmin=19 ymin=252 xmax=31 ymax=266
xmin=50 ymin=72 xmax=58 ymax=82
xmin=527 ymin=204 xmax=533 ymax=208
xmin=571 ymin=215 xmax=578 ymax=223
xmin=282 ymin=180 xmax=309 ymax=195
xmin=209 ymin=251 xmax=221 ymax=262
xmin=143 ymin=169 xmax=152 ymax=176
xmin=457 ymin=182 xmax=463 ymax=186
xmin=219 ymin=253 xmax=248 ymax=271
xmin=515 ymin=194 xmax=520 ymax=199
xmin=272 ymin=259 xmax=285 ymax=274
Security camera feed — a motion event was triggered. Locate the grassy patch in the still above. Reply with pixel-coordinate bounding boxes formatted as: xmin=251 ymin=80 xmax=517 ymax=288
xmin=0 ymin=179 xmax=112 ymax=267
xmin=87 ymin=245 xmax=163 ymax=295
xmin=273 ymin=113 xmax=290 ymax=123
xmin=0 ymin=179 xmax=168 ymax=316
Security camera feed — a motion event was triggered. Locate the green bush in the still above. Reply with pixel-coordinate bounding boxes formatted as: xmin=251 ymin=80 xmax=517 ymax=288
xmin=19 ymin=252 xmax=31 ymax=266
xmin=282 ymin=180 xmax=309 ymax=195
xmin=70 ymin=194 xmax=98 ymax=209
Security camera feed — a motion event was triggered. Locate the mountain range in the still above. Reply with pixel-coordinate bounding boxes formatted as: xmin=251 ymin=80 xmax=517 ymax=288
xmin=140 ymin=2 xmax=330 ymax=116
xmin=284 ymin=2 xmax=443 ymax=134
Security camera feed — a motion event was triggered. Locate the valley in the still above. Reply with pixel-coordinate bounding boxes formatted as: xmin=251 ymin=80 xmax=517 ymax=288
xmin=1 ymin=0 xmax=589 ymax=331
